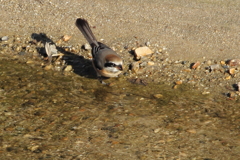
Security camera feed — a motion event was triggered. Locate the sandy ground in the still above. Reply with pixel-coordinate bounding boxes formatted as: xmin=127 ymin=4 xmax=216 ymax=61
xmin=1 ymin=0 xmax=240 ymax=61
xmin=1 ymin=1 xmax=240 ymax=160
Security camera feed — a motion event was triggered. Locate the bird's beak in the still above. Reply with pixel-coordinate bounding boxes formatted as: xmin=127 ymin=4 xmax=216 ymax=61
xmin=117 ymin=65 xmax=123 ymax=71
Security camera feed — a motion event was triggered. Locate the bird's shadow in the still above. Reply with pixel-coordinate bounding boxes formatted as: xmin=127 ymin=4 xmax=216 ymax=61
xmin=31 ymin=33 xmax=97 ymax=79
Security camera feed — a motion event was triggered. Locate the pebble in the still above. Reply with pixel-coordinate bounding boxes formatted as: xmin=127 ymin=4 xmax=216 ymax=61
xmin=227 ymin=59 xmax=240 ymax=67
xmin=153 ymin=94 xmax=163 ymax=99
xmin=154 ymin=128 xmax=161 ymax=133
xmin=134 ymin=46 xmax=153 ymax=60
xmin=130 ymin=62 xmax=139 ymax=73
xmin=1 ymin=36 xmax=9 ymax=41
xmin=147 ymin=61 xmax=154 ymax=66
xmin=220 ymin=60 xmax=226 ymax=65
xmin=225 ymin=76 xmax=231 ymax=80
xmin=28 ymin=145 xmax=39 ymax=152
xmin=62 ymin=35 xmax=72 ymax=42
xmin=202 ymin=91 xmax=210 ymax=95
xmin=26 ymin=60 xmax=34 ymax=64
xmin=173 ymin=85 xmax=178 ymax=89
xmin=191 ymin=61 xmax=201 ymax=69
xmin=209 ymin=64 xmax=220 ymax=71
xmin=186 ymin=129 xmax=197 ymax=134
xmin=64 ymin=65 xmax=72 ymax=72
xmin=44 ymin=64 xmax=53 ymax=70
xmin=175 ymin=80 xmax=182 ymax=85
xmin=84 ymin=43 xmax=91 ymax=50
xmin=145 ymin=41 xmax=150 ymax=46
xmin=228 ymin=68 xmax=235 ymax=75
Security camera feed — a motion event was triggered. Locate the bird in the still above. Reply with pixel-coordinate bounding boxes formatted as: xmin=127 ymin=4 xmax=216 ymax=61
xmin=75 ymin=18 xmax=123 ymax=84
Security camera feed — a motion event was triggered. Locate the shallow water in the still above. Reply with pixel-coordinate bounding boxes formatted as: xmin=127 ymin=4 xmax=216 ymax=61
xmin=1 ymin=58 xmax=239 ymax=159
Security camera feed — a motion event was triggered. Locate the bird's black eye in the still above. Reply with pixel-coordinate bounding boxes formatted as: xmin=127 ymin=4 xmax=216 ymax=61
xmin=104 ymin=62 xmax=116 ymax=67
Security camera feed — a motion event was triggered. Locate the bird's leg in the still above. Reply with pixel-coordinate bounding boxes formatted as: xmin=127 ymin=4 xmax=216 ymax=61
xmin=97 ymin=76 xmax=108 ymax=85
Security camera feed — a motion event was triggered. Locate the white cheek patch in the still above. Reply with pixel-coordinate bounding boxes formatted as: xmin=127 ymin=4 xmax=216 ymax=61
xmin=105 ymin=67 xmax=119 ymax=73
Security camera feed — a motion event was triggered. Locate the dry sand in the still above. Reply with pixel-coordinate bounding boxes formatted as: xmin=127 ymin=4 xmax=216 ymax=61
xmin=1 ymin=0 xmax=240 ymax=61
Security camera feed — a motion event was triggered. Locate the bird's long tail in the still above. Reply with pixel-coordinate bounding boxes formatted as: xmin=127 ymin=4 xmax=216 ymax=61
xmin=75 ymin=18 xmax=98 ymax=47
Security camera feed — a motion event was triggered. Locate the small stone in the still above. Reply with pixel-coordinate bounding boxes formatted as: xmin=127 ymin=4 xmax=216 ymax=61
xmin=154 ymin=128 xmax=161 ymax=133
xmin=15 ymin=46 xmax=22 ymax=52
xmin=238 ymin=82 xmax=240 ymax=91
xmin=26 ymin=60 xmax=34 ymax=64
xmin=226 ymin=59 xmax=240 ymax=67
xmin=206 ymin=60 xmax=212 ymax=65
xmin=145 ymin=41 xmax=150 ymax=46
xmin=225 ymin=76 xmax=231 ymax=80
xmin=62 ymin=35 xmax=72 ymax=42
xmin=153 ymin=94 xmax=163 ymax=99
xmin=202 ymin=91 xmax=210 ymax=95
xmin=147 ymin=61 xmax=154 ymax=66
xmin=210 ymin=64 xmax=220 ymax=71
xmin=182 ymin=69 xmax=191 ymax=72
xmin=28 ymin=145 xmax=39 ymax=152
xmin=130 ymin=62 xmax=140 ymax=73
xmin=220 ymin=61 xmax=226 ymax=65
xmin=84 ymin=43 xmax=91 ymax=50
xmin=134 ymin=46 xmax=153 ymax=60
xmin=191 ymin=61 xmax=201 ymax=69
xmin=173 ymin=85 xmax=178 ymax=89
xmin=228 ymin=92 xmax=236 ymax=98
xmin=1 ymin=36 xmax=9 ymax=41
xmin=228 ymin=68 xmax=235 ymax=75
xmin=44 ymin=65 xmax=53 ymax=70
xmin=175 ymin=80 xmax=182 ymax=85
xmin=23 ymin=134 xmax=34 ymax=138
xmin=139 ymin=62 xmax=147 ymax=68
xmin=64 ymin=65 xmax=72 ymax=72
xmin=186 ymin=129 xmax=196 ymax=134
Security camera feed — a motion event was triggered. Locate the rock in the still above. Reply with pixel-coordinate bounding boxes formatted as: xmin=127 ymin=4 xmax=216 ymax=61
xmin=84 ymin=43 xmax=91 ymax=50
xmin=154 ymin=128 xmax=161 ymax=133
xmin=130 ymin=62 xmax=139 ymax=73
xmin=28 ymin=145 xmax=39 ymax=152
xmin=175 ymin=80 xmax=182 ymax=85
xmin=182 ymin=69 xmax=191 ymax=72
xmin=226 ymin=59 xmax=240 ymax=67
xmin=147 ymin=61 xmax=154 ymax=66
xmin=44 ymin=64 xmax=53 ymax=70
xmin=225 ymin=76 xmax=231 ymax=80
xmin=153 ymin=94 xmax=163 ymax=99
xmin=26 ymin=60 xmax=34 ymax=64
xmin=173 ymin=85 xmax=178 ymax=89
xmin=139 ymin=62 xmax=147 ymax=68
xmin=228 ymin=68 xmax=235 ymax=75
xmin=202 ymin=91 xmax=210 ymax=95
xmin=228 ymin=92 xmax=236 ymax=98
xmin=62 ymin=35 xmax=72 ymax=42
xmin=145 ymin=41 xmax=150 ymax=46
xmin=186 ymin=129 xmax=196 ymax=134
xmin=134 ymin=46 xmax=153 ymax=60
xmin=220 ymin=60 xmax=226 ymax=65
xmin=191 ymin=61 xmax=201 ymax=69
xmin=209 ymin=64 xmax=220 ymax=71
xmin=237 ymin=82 xmax=240 ymax=91
xmin=64 ymin=65 xmax=72 ymax=72
xmin=1 ymin=36 xmax=9 ymax=41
